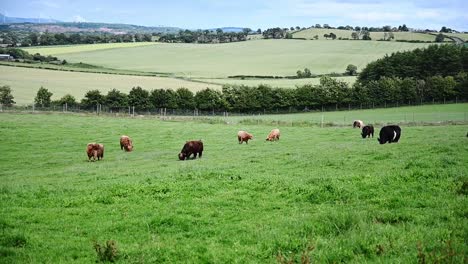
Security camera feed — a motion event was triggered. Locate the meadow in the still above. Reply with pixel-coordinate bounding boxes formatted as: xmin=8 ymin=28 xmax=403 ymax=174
xmin=23 ymin=40 xmax=431 ymax=78
xmin=0 ymin=110 xmax=467 ymax=263
xmin=0 ymin=65 xmax=220 ymax=105
xmin=292 ymin=28 xmax=438 ymax=42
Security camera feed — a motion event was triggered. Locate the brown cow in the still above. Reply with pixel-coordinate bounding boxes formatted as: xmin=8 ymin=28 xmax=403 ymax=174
xmin=178 ymin=140 xmax=204 ymax=160
xmin=266 ymin=128 xmax=280 ymax=141
xmin=353 ymin=120 xmax=364 ymax=128
xmin=237 ymin=130 xmax=253 ymax=144
xmin=86 ymin=143 xmax=104 ymax=161
xmin=120 ymin=135 xmax=133 ymax=152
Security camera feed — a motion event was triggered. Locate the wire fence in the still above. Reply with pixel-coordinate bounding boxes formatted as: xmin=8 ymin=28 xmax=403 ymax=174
xmin=1 ymin=101 xmax=467 ymax=127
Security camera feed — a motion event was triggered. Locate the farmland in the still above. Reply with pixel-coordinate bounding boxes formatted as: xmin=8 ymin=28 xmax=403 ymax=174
xmin=0 ymin=65 xmax=220 ymax=105
xmin=0 ymin=111 xmax=467 ymax=263
xmin=22 ymin=40 xmax=432 ymax=78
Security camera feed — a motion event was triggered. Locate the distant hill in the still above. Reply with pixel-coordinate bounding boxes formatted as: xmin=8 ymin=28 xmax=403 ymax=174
xmin=207 ymin=27 xmax=246 ymax=33
xmin=0 ymin=13 xmax=61 ymax=24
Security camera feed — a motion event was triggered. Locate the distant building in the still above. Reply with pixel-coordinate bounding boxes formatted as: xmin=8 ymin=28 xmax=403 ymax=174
xmin=0 ymin=54 xmax=12 ymax=61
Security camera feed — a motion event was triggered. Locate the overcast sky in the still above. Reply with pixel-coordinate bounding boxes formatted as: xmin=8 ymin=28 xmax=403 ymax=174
xmin=1 ymin=0 xmax=467 ymax=31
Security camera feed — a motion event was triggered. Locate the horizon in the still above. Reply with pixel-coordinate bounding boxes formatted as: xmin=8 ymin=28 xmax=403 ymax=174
xmin=0 ymin=0 xmax=467 ymax=32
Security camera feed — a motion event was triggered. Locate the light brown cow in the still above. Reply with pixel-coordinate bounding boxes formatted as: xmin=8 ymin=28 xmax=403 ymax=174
xmin=86 ymin=143 xmax=104 ymax=161
xmin=353 ymin=120 xmax=364 ymax=128
xmin=237 ymin=130 xmax=253 ymax=144
xmin=120 ymin=135 xmax=133 ymax=152
xmin=266 ymin=128 xmax=280 ymax=141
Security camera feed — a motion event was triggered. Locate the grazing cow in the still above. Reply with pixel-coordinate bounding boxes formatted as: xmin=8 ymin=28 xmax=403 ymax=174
xmin=178 ymin=140 xmax=204 ymax=160
xmin=86 ymin=143 xmax=105 ymax=161
xmin=378 ymin=125 xmax=401 ymax=144
xmin=237 ymin=130 xmax=253 ymax=144
xmin=361 ymin=125 xmax=374 ymax=138
xmin=120 ymin=135 xmax=133 ymax=152
xmin=266 ymin=128 xmax=280 ymax=141
xmin=353 ymin=120 xmax=364 ymax=128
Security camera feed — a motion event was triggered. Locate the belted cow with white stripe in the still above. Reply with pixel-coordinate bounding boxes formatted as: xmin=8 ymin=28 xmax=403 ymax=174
xmin=378 ymin=125 xmax=401 ymax=144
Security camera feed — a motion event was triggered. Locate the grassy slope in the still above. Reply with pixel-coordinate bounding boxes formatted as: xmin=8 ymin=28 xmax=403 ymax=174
xmin=23 ymin=42 xmax=158 ymax=56
xmin=293 ymin=28 xmax=437 ymax=41
xmin=0 ymin=113 xmax=467 ymax=263
xmin=194 ymin=76 xmax=357 ymax=88
xmin=0 ymin=65 xmax=220 ymax=105
xmin=25 ymin=40 xmax=431 ymax=78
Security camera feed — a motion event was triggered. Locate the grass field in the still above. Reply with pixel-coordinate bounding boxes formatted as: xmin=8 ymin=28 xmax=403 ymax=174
xmin=0 ymin=65 xmax=220 ymax=105
xmin=194 ymin=76 xmax=357 ymax=88
xmin=0 ymin=111 xmax=467 ymax=263
xmin=23 ymin=40 xmax=431 ymax=78
xmin=292 ymin=28 xmax=439 ymax=42
xmin=218 ymin=103 xmax=468 ymax=125
xmin=23 ymin=42 xmax=158 ymax=56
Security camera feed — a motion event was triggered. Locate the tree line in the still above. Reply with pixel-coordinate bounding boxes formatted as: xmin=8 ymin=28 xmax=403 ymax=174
xmin=158 ymin=29 xmax=250 ymax=44
xmin=0 ymin=31 xmax=152 ymax=46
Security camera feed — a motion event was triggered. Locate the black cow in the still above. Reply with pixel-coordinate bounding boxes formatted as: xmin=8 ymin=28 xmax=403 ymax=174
xmin=378 ymin=125 xmax=401 ymax=144
xmin=361 ymin=125 xmax=374 ymax=138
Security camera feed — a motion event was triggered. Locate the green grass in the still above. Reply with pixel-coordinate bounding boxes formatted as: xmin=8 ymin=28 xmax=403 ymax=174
xmin=0 ymin=65 xmax=220 ymax=105
xmin=0 ymin=112 xmax=467 ymax=263
xmin=24 ymin=40 xmax=432 ymax=78
xmin=217 ymin=103 xmax=468 ymax=125
xmin=23 ymin=42 xmax=158 ymax=56
xmin=293 ymin=28 xmax=438 ymax=42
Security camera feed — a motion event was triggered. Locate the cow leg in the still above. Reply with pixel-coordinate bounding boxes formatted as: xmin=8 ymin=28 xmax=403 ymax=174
xmin=120 ymin=143 xmax=123 ymax=150
xmin=199 ymin=151 xmax=202 ymax=158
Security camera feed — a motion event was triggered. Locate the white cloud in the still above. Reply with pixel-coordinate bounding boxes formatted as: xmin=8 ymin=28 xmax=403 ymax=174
xmin=72 ymin=15 xmax=86 ymax=22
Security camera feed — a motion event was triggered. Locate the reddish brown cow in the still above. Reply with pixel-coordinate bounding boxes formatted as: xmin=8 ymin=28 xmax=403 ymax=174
xmin=178 ymin=140 xmax=204 ymax=160
xmin=120 ymin=135 xmax=133 ymax=152
xmin=86 ymin=143 xmax=104 ymax=161
xmin=266 ymin=128 xmax=280 ymax=141
xmin=237 ymin=130 xmax=253 ymax=144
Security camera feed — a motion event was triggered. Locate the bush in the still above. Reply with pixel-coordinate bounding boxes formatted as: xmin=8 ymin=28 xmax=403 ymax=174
xmin=93 ymin=240 xmax=118 ymax=262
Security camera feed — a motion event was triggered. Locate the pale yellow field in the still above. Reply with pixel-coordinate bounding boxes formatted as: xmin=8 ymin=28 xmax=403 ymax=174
xmin=23 ymin=42 xmax=158 ymax=55
xmin=0 ymin=66 xmax=220 ymax=105
xmin=194 ymin=76 xmax=357 ymax=88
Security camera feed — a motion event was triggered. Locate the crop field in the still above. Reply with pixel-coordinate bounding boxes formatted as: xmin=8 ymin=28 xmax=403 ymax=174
xmin=194 ymin=76 xmax=357 ymax=88
xmin=24 ymin=40 xmax=431 ymax=78
xmin=23 ymin=42 xmax=158 ymax=56
xmin=0 ymin=111 xmax=467 ymax=263
xmin=292 ymin=28 xmax=438 ymax=42
xmin=0 ymin=65 xmax=220 ymax=105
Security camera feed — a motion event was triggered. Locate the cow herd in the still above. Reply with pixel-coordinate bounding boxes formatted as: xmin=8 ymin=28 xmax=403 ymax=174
xmin=86 ymin=123 xmax=401 ymax=162
xmin=353 ymin=120 xmax=402 ymax=144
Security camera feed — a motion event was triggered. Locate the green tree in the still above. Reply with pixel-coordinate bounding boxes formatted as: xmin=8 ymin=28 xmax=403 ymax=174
xmin=105 ymin=89 xmax=128 ymax=111
xmin=351 ymin=32 xmax=359 ymax=40
xmin=176 ymin=88 xmax=195 ymax=110
xmin=81 ymin=90 xmax=104 ymax=109
xmin=128 ymin=86 xmax=151 ymax=110
xmin=35 ymin=86 xmax=53 ymax=107
xmin=346 ymin=64 xmax=358 ymax=75
xmin=58 ymin=94 xmax=77 ymax=107
xmin=195 ymin=88 xmax=223 ymax=111
xmin=435 ymin=33 xmax=445 ymax=43
xmin=0 ymin=85 xmax=15 ymax=106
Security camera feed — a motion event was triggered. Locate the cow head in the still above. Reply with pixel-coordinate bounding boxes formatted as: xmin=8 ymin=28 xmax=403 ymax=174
xmin=361 ymin=132 xmax=367 ymax=139
xmin=377 ymin=138 xmax=385 ymax=144
xmin=126 ymin=144 xmax=133 ymax=152
xmin=178 ymin=152 xmax=186 ymax=160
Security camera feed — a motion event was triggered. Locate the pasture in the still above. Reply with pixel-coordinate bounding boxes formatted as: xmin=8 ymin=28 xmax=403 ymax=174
xmin=0 ymin=112 xmax=467 ymax=263
xmin=0 ymin=65 xmax=220 ymax=105
xmin=23 ymin=40 xmax=431 ymax=78
xmin=293 ymin=28 xmax=438 ymax=42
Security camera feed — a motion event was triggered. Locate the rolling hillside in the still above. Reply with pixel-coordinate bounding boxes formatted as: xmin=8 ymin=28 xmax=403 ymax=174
xmin=293 ymin=28 xmax=437 ymax=42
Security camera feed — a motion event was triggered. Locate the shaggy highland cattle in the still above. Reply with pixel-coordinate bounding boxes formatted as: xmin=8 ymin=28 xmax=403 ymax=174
xmin=179 ymin=140 xmax=204 ymax=160
xmin=237 ymin=130 xmax=253 ymax=144
xmin=266 ymin=128 xmax=280 ymax=141
xmin=378 ymin=125 xmax=401 ymax=144
xmin=120 ymin=135 xmax=133 ymax=152
xmin=361 ymin=125 xmax=374 ymax=138
xmin=353 ymin=120 xmax=364 ymax=128
xmin=86 ymin=143 xmax=104 ymax=161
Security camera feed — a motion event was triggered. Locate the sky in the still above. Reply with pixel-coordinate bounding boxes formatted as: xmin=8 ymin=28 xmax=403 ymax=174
xmin=1 ymin=0 xmax=467 ymax=31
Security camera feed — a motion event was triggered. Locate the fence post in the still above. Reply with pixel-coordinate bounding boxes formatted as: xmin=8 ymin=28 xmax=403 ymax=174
xmin=321 ymin=114 xmax=324 ymax=128
xmin=132 ymin=106 xmax=135 ymax=117
xmin=0 ymin=104 xmax=2 ymax=112
xmin=32 ymin=104 xmax=34 ymax=112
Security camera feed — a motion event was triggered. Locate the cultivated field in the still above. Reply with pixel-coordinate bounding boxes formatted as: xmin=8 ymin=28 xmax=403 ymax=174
xmin=23 ymin=42 xmax=158 ymax=56
xmin=194 ymin=76 xmax=357 ymax=88
xmin=0 ymin=110 xmax=467 ymax=263
xmin=23 ymin=40 xmax=431 ymax=78
xmin=292 ymin=28 xmax=438 ymax=42
xmin=0 ymin=65 xmax=220 ymax=105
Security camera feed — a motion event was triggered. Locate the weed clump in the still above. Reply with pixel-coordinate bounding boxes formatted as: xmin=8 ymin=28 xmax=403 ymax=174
xmin=93 ymin=240 xmax=118 ymax=262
